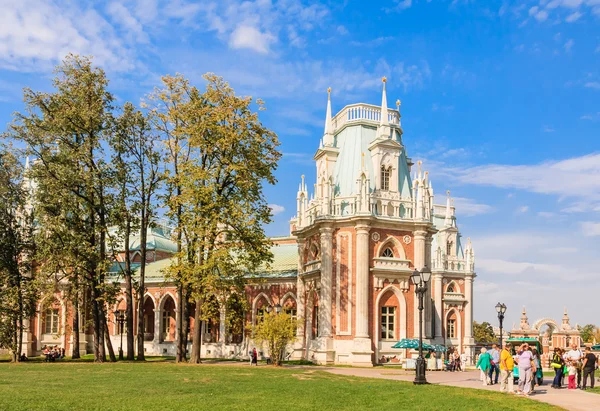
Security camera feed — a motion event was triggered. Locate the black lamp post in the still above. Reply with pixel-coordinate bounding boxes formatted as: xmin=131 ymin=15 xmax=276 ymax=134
xmin=411 ymin=267 xmax=432 ymax=385
xmin=114 ymin=310 xmax=125 ymax=361
xmin=495 ymin=303 xmax=507 ymax=348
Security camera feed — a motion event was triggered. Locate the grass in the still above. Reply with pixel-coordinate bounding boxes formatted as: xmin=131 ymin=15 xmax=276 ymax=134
xmin=0 ymin=362 xmax=561 ymax=411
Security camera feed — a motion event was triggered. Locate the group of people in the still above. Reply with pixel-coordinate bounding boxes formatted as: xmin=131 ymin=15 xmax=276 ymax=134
xmin=447 ymin=351 xmax=466 ymax=372
xmin=42 ymin=345 xmax=65 ymax=362
xmin=550 ymin=343 xmax=598 ymax=390
xmin=476 ymin=341 xmax=598 ymax=396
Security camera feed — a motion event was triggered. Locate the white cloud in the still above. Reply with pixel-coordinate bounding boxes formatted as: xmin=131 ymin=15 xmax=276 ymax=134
xmin=565 ymin=11 xmax=584 ymax=21
xmin=585 ymin=82 xmax=600 ymax=89
xmin=537 ymin=211 xmax=556 ymax=218
xmin=543 ymin=126 xmax=555 ymax=132
xmin=452 ymin=197 xmax=495 ymax=217
xmin=388 ymin=0 xmax=413 ymax=12
xmin=107 ymin=1 xmax=148 ymax=43
xmin=564 ymin=39 xmax=574 ymax=51
xmin=0 ymin=0 xmax=135 ymax=71
xmin=441 ymin=153 xmax=600 ymax=201
xmin=517 ymin=206 xmax=529 ymax=213
xmin=580 ymin=221 xmax=600 ymax=237
xmin=268 ymin=204 xmax=286 ymax=216
xmin=336 ymin=25 xmax=349 ymax=35
xmin=477 ymin=258 xmax=563 ymax=275
xmin=229 ymin=25 xmax=275 ymax=54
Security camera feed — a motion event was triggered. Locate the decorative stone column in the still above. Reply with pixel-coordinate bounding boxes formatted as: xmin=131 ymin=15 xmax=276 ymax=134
xmin=433 ymin=273 xmax=443 ymax=341
xmin=153 ymin=305 xmax=161 ymax=348
xmin=412 ymin=230 xmax=426 ymax=338
xmin=352 ymin=223 xmax=373 ymax=367
xmin=424 ymin=235 xmax=433 ymax=338
xmin=292 ymin=240 xmax=306 ymax=360
xmin=314 ymin=226 xmax=335 ymax=364
xmin=463 ymin=274 xmax=475 ymax=364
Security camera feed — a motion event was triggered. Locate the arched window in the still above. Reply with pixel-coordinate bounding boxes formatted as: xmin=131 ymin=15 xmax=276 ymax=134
xmin=44 ymin=309 xmax=59 ymax=334
xmin=381 ymin=166 xmax=391 ymax=191
xmin=381 ymin=247 xmax=394 ymax=258
xmin=446 ymin=283 xmax=455 ymax=293
xmin=447 ymin=318 xmax=456 ymax=339
xmin=446 ymin=241 xmax=453 ymax=256
xmin=380 ymin=306 xmax=395 ymax=340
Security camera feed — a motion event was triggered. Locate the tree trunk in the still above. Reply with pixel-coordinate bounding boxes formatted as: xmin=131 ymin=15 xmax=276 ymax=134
xmin=104 ymin=318 xmax=117 ymax=362
xmin=124 ymin=218 xmax=135 ymax=361
xmin=92 ymin=292 xmax=103 ymax=362
xmin=136 ymin=210 xmax=148 ymax=361
xmin=181 ymin=289 xmax=189 ymax=360
xmin=175 ymin=283 xmax=183 ymax=363
xmin=190 ymin=298 xmax=202 ymax=364
xmin=72 ymin=286 xmax=80 ymax=359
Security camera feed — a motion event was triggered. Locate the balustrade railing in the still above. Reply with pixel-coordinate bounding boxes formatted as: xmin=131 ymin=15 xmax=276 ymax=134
xmin=332 ymin=103 xmax=400 ymax=132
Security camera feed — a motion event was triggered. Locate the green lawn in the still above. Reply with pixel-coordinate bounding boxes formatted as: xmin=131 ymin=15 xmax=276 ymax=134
xmin=0 ymin=362 xmax=561 ymax=411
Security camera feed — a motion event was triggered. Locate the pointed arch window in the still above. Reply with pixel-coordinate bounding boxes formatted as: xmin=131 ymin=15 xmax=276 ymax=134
xmin=381 ymin=247 xmax=394 ymax=258
xmin=447 ymin=318 xmax=456 ymax=339
xmin=310 ymin=244 xmax=320 ymax=261
xmin=381 ymin=166 xmax=391 ymax=191
xmin=446 ymin=241 xmax=453 ymax=256
xmin=446 ymin=283 xmax=455 ymax=293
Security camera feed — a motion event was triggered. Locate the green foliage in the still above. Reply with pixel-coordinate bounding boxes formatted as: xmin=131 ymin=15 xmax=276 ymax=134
xmin=252 ymin=312 xmax=298 ymax=366
xmin=473 ymin=321 xmax=497 ymax=344
xmin=577 ymin=324 xmax=597 ymax=343
xmin=0 ymin=147 xmax=39 ymax=361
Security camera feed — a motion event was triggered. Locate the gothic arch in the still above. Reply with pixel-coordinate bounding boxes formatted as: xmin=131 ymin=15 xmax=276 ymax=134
xmin=374 ymin=284 xmax=407 ymax=341
xmin=251 ymin=292 xmax=272 ymax=325
xmin=158 ymin=292 xmax=178 ymax=312
xmin=375 ymin=236 xmax=407 ymax=260
xmin=444 ymin=308 xmax=462 ymax=351
xmin=280 ymin=292 xmax=297 ymax=308
xmin=532 ymin=318 xmax=559 ymax=332
xmin=445 ymin=281 xmax=459 ymax=293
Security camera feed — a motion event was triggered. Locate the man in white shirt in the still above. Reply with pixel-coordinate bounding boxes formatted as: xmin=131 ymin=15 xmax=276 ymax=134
xmin=566 ymin=342 xmax=583 ymax=388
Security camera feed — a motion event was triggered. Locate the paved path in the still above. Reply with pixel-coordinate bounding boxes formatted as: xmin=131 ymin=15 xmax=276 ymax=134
xmin=322 ymin=367 xmax=600 ymax=411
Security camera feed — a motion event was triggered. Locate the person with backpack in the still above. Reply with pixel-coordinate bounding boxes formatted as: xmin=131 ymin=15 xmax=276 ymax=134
xmin=551 ymin=347 xmax=565 ymax=389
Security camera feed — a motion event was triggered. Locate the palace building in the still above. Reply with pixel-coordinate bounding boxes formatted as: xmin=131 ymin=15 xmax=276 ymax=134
xmin=20 ymin=79 xmax=477 ymax=366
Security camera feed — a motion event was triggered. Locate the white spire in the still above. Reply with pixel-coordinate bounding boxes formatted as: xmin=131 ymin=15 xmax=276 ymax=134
xmin=25 ymin=156 xmax=30 ymax=170
xmin=444 ymin=190 xmax=452 ymax=227
xmin=376 ymin=77 xmax=391 ymax=139
xmin=323 ymin=87 xmax=334 ymax=146
xmin=380 ymin=77 xmax=388 ymax=126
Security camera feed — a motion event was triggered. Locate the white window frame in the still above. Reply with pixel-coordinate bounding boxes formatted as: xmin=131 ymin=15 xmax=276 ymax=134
xmin=447 ymin=318 xmax=456 ymax=339
xmin=381 ymin=166 xmax=391 ymax=191
xmin=380 ymin=306 xmax=395 ymax=340
xmin=45 ymin=308 xmax=59 ymax=334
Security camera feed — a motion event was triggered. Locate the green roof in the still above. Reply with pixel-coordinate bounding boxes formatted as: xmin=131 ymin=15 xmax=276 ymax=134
xmin=129 ymin=241 xmax=299 ymax=282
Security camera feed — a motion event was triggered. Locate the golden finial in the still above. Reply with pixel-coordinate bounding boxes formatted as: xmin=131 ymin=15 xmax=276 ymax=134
xmin=418 ymin=160 xmax=422 ymax=165
xmin=327 ymin=87 xmax=331 ymax=94
xmin=447 ymin=190 xmax=450 ymax=196
xmin=396 ymin=99 xmax=401 ymax=107
xmin=382 ymin=76 xmax=387 ymax=83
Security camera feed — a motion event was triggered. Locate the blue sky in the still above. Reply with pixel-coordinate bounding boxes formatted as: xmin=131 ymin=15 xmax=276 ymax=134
xmin=1 ymin=0 xmax=599 ymax=330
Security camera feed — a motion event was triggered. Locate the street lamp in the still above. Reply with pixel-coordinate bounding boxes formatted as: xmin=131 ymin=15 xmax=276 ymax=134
xmin=274 ymin=303 xmax=282 ymax=314
xmin=411 ymin=267 xmax=432 ymax=385
xmin=113 ymin=310 xmax=125 ymax=361
xmin=265 ymin=305 xmax=273 ymax=314
xmin=495 ymin=302 xmax=507 ymax=347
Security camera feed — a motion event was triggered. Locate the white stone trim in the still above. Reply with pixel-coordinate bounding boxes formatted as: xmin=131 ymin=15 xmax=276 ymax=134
xmin=445 ymin=308 xmax=462 ymax=352
xmin=335 ymin=232 xmax=352 ymax=336
xmin=251 ymin=292 xmax=272 ymax=326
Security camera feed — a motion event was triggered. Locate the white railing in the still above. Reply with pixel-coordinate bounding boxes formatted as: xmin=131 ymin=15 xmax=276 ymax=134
xmin=372 ymin=257 xmax=411 ymax=270
xmin=332 ymin=103 xmax=400 ymax=132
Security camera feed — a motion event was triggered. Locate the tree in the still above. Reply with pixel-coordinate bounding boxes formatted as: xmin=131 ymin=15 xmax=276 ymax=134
xmin=577 ymin=324 xmax=596 ymax=343
xmin=473 ymin=321 xmax=497 ymax=344
xmin=6 ymin=54 xmax=117 ymax=362
xmin=252 ymin=312 xmax=298 ymax=366
xmin=0 ymin=148 xmax=38 ymax=362
xmin=110 ymin=102 xmax=163 ymax=361
xmin=148 ymin=73 xmax=281 ymax=364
